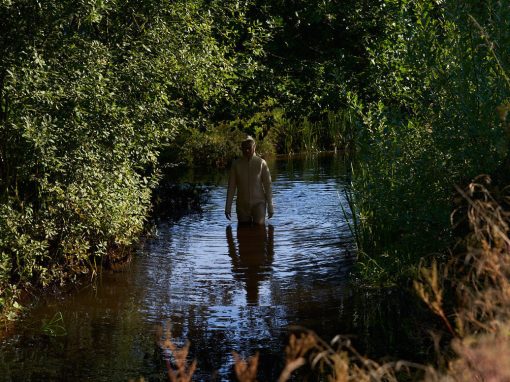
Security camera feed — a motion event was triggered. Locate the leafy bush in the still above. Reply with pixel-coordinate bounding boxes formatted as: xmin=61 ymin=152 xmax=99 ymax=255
xmin=0 ymin=0 xmax=268 ymax=315
xmin=179 ymin=123 xmax=245 ymax=168
xmin=349 ymin=0 xmax=510 ymax=280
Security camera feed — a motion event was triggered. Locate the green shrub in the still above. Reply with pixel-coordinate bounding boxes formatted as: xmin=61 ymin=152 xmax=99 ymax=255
xmin=0 ymin=0 xmax=270 ymax=315
xmin=180 ymin=123 xmax=245 ymax=168
xmin=349 ymin=0 xmax=510 ymax=281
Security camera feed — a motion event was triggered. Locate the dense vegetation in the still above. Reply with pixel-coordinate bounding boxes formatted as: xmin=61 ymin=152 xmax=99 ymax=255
xmin=349 ymin=1 xmax=510 ymax=282
xmin=2 ymin=0 xmax=510 ymax=380
xmin=0 ymin=0 xmax=271 ymax=316
xmin=1 ymin=0 xmax=510 ymax=366
xmin=0 ymin=0 xmax=372 ymax=315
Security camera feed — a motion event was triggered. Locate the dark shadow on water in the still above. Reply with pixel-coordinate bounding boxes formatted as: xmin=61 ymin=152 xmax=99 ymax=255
xmin=226 ymin=224 xmax=274 ymax=306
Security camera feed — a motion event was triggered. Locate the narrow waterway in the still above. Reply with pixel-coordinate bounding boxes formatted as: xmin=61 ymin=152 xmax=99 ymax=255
xmin=0 ymin=154 xmax=427 ymax=381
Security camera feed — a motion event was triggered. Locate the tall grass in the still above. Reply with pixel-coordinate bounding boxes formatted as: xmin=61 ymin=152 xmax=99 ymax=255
xmin=418 ymin=176 xmax=510 ymax=381
xmin=327 ymin=109 xmax=358 ymax=154
xmin=152 ymin=323 xmax=411 ymax=382
xmin=265 ymin=108 xmax=358 ymax=155
xmin=176 ymin=107 xmax=358 ymax=168
xmin=300 ymin=117 xmax=319 ymax=152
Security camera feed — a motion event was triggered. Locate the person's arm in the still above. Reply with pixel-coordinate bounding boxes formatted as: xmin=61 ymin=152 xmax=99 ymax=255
xmin=225 ymin=162 xmax=237 ymax=220
xmin=261 ymin=160 xmax=274 ymax=218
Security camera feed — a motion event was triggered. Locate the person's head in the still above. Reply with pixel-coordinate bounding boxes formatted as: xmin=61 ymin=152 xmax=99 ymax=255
xmin=241 ymin=136 xmax=256 ymax=159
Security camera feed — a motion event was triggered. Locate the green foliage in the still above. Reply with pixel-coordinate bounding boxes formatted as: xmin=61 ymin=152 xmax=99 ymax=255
xmin=179 ymin=123 xmax=245 ymax=168
xmin=349 ymin=0 xmax=510 ymax=281
xmin=0 ymin=0 xmax=270 ymax=314
xmin=264 ymin=108 xmax=357 ymax=155
xmin=251 ymin=0 xmax=384 ymax=117
xmin=163 ymin=0 xmax=371 ymax=162
xmin=176 ymin=105 xmax=359 ymax=167
xmin=4 ymin=0 xmax=506 ymax=313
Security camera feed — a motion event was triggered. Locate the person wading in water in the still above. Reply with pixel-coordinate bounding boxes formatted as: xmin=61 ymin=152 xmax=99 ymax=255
xmin=225 ymin=136 xmax=274 ymax=224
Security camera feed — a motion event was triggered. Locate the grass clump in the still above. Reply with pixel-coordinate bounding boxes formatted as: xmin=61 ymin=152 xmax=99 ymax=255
xmin=153 ymin=324 xmax=410 ymax=382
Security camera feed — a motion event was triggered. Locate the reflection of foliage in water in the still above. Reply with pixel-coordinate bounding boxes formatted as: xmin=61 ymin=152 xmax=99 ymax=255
xmin=151 ymin=179 xmax=211 ymax=221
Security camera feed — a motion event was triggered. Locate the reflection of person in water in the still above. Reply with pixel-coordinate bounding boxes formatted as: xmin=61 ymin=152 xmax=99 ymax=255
xmin=225 ymin=136 xmax=274 ymax=224
xmin=226 ymin=224 xmax=274 ymax=305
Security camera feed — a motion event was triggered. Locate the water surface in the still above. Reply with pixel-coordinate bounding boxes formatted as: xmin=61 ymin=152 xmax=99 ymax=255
xmin=0 ymin=154 xmax=356 ymax=381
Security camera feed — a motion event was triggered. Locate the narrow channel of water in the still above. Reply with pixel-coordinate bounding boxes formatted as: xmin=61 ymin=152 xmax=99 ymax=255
xmin=0 ymin=154 xmax=430 ymax=381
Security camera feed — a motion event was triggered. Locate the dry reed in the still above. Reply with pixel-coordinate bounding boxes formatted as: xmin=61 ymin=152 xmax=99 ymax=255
xmin=421 ymin=175 xmax=510 ymax=381
xmin=157 ymin=323 xmax=197 ymax=382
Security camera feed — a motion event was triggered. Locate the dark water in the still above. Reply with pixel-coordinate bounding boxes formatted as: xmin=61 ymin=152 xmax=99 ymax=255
xmin=0 ymin=154 xmax=432 ymax=381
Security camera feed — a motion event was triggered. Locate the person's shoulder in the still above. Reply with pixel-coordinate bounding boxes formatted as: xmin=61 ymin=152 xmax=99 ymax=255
xmin=253 ymin=155 xmax=266 ymax=165
xmin=259 ymin=156 xmax=270 ymax=168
